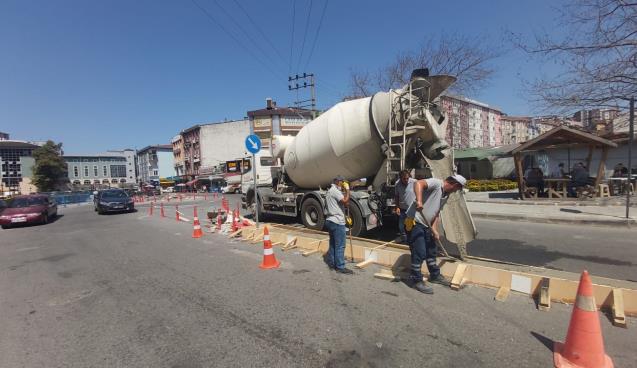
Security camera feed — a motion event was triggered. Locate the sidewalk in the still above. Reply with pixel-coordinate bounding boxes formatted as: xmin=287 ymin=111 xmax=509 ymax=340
xmin=465 ymin=191 xmax=637 ymax=227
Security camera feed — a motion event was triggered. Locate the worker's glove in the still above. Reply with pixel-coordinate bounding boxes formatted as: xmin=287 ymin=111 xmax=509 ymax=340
xmin=342 ymin=182 xmax=350 ymax=190
xmin=346 ymin=216 xmax=353 ymax=227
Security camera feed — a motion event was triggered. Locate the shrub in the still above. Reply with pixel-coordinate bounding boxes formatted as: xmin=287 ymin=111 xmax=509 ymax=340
xmin=466 ymin=179 xmax=517 ymax=192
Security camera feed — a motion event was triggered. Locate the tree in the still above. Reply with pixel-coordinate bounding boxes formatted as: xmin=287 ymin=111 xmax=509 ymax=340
xmin=515 ymin=0 xmax=636 ymax=112
xmin=348 ymin=34 xmax=498 ymax=98
xmin=32 ymin=141 xmax=67 ymax=192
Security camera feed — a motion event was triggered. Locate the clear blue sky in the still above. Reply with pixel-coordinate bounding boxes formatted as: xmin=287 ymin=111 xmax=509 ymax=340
xmin=0 ymin=0 xmax=565 ymax=153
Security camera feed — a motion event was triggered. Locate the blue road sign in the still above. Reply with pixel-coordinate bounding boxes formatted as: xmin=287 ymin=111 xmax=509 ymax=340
xmin=245 ymin=134 xmax=262 ymax=154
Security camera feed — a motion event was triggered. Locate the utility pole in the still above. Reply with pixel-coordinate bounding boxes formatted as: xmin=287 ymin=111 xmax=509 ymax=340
xmin=288 ymin=73 xmax=316 ymax=119
xmin=626 ymin=97 xmax=634 ymax=219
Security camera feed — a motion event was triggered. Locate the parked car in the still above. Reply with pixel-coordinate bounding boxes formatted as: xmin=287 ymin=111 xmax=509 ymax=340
xmin=0 ymin=199 xmax=6 ymax=213
xmin=162 ymin=186 xmax=174 ymax=193
xmin=94 ymin=189 xmax=134 ymax=214
xmin=222 ymin=183 xmax=241 ymax=194
xmin=0 ymin=194 xmax=58 ymax=229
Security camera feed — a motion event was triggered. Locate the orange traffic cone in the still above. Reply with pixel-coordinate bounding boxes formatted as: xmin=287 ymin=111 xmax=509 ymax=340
xmin=149 ymin=203 xmax=154 ymax=216
xmin=205 ymin=193 xmax=208 ymax=201
xmin=554 ymin=270 xmax=614 ymax=368
xmin=192 ymin=206 xmax=203 ymax=238
xmin=231 ymin=210 xmax=239 ymax=232
xmin=176 ymin=205 xmax=180 ymax=222
xmin=259 ymin=226 xmax=280 ymax=269
xmin=160 ymin=203 xmax=165 ymax=218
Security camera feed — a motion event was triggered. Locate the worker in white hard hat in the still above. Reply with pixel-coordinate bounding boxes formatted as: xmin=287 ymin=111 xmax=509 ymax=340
xmin=407 ymin=174 xmax=466 ymax=294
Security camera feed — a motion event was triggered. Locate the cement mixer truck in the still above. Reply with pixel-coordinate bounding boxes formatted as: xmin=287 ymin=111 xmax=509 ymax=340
xmin=242 ymin=69 xmax=476 ymax=251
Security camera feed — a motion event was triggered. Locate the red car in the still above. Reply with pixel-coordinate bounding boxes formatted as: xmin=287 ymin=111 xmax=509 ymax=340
xmin=0 ymin=195 xmax=58 ymax=229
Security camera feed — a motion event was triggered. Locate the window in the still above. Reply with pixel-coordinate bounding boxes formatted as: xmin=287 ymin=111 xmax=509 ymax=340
xmin=103 ymin=166 xmax=107 ymax=176
xmin=153 ymin=169 xmax=158 ymax=176
xmin=93 ymin=165 xmax=98 ymax=177
xmin=84 ymin=166 xmax=89 ymax=177
xmin=110 ymin=165 xmax=127 ymax=178
xmin=74 ymin=166 xmax=79 ymax=177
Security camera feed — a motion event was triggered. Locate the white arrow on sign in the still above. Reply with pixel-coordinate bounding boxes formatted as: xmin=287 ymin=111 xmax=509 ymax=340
xmin=248 ymin=137 xmax=259 ymax=150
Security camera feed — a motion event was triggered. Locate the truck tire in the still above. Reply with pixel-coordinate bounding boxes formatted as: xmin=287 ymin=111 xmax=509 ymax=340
xmin=301 ymin=197 xmax=325 ymax=231
xmin=348 ymin=203 xmax=365 ymax=237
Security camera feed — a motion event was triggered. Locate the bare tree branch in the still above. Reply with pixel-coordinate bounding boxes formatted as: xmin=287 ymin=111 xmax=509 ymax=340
xmin=348 ymin=34 xmax=498 ymax=98
xmin=513 ymin=0 xmax=637 ymax=112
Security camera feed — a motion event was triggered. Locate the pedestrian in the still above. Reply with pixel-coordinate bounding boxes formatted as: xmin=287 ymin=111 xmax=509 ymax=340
xmin=324 ymin=175 xmax=353 ymax=275
xmin=551 ymin=163 xmax=566 ymax=178
xmin=394 ymin=170 xmax=417 ymax=244
xmin=409 ymin=174 xmax=466 ymax=294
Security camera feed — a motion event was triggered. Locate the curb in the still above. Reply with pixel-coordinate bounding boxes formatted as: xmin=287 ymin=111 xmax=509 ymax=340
xmin=471 ymin=211 xmax=636 ymax=227
xmin=466 ymin=198 xmax=637 ymax=208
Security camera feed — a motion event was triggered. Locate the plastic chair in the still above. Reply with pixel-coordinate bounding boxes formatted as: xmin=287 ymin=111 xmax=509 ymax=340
xmin=597 ymin=183 xmax=611 ymax=198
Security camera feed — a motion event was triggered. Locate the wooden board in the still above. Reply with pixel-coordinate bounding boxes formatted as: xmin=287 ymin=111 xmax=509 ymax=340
xmin=612 ymin=288 xmax=627 ymax=328
xmin=450 ymin=263 xmax=467 ymax=290
xmin=236 ymin=224 xmax=637 ymax=318
xmin=495 ymin=286 xmax=510 ymax=302
xmin=538 ymin=277 xmax=551 ymax=311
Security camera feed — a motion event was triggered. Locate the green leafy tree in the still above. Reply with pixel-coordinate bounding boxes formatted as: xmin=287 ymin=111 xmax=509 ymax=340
xmin=32 ymin=141 xmax=67 ymax=192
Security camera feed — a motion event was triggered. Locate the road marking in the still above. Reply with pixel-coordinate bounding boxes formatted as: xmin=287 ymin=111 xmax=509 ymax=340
xmin=137 ymin=215 xmax=149 ymax=219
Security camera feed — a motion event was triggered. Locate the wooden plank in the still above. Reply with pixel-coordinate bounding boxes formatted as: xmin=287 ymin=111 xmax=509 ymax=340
xmin=374 ymin=272 xmax=399 ymax=281
xmin=282 ymin=236 xmax=297 ymax=249
xmin=495 ymin=286 xmax=510 ymax=302
xmin=355 ymin=259 xmax=375 ymax=269
xmin=538 ymin=277 xmax=551 ymax=311
xmin=594 ymin=146 xmax=609 ymax=188
xmin=612 ymin=288 xmax=627 ymax=328
xmin=450 ymin=263 xmax=468 ymax=291
xmin=302 ymin=249 xmax=321 ymax=257
xmin=228 ymin=229 xmax=243 ymax=238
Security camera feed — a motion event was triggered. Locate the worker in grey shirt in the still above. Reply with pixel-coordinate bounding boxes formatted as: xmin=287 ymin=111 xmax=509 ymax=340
xmin=324 ymin=175 xmax=353 ymax=274
xmin=409 ymin=174 xmax=466 ymax=294
xmin=394 ymin=170 xmax=417 ymax=243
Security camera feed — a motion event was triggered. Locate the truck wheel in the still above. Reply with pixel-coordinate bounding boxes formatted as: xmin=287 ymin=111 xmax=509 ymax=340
xmin=301 ymin=198 xmax=325 ymax=231
xmin=348 ymin=203 xmax=365 ymax=237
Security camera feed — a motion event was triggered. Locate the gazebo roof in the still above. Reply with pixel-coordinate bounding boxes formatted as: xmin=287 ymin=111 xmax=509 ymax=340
xmin=511 ymin=126 xmax=617 ymax=155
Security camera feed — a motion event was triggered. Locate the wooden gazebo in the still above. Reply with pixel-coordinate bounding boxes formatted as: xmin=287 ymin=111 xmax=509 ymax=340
xmin=510 ymin=126 xmax=617 ymax=199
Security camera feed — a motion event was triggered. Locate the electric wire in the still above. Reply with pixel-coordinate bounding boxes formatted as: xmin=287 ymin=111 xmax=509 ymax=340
xmin=232 ymin=0 xmax=287 ymax=64
xmin=295 ymin=0 xmax=313 ymax=74
xmin=303 ymin=0 xmax=328 ymax=71
xmin=189 ymin=0 xmax=284 ymax=80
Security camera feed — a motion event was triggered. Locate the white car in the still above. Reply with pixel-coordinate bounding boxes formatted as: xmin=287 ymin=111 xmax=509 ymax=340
xmin=162 ymin=186 xmax=174 ymax=193
xmin=222 ymin=184 xmax=241 ymax=194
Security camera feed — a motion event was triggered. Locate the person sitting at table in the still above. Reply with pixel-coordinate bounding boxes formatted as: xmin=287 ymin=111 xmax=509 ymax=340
xmin=551 ymin=163 xmax=566 ymax=178
xmin=568 ymin=163 xmax=589 ymax=197
xmin=613 ymin=163 xmax=629 ymax=177
xmin=524 ymin=167 xmax=545 ymax=195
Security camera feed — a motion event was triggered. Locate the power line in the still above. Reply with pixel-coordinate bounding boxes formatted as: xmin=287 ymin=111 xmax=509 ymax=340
xmin=303 ymin=0 xmax=329 ymax=71
xmin=295 ymin=0 xmax=313 ymax=74
xmin=232 ymin=0 xmax=286 ymax=64
xmin=210 ymin=0 xmax=283 ymax=70
xmin=288 ymin=0 xmax=296 ymax=76
xmin=189 ymin=0 xmax=284 ymax=80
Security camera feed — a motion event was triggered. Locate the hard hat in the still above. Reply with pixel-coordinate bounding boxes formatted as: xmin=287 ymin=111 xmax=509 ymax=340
xmin=448 ymin=174 xmax=467 ymax=187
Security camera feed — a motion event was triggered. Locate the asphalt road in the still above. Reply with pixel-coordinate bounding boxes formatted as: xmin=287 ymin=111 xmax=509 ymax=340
xmin=0 ymin=200 xmax=635 ymax=367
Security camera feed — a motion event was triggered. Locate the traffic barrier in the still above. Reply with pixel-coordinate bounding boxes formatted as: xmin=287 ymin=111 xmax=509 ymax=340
xmin=259 ymin=226 xmax=280 ymax=269
xmin=192 ymin=206 xmax=203 ymax=238
xmin=160 ymin=203 xmax=165 ymax=218
xmin=554 ymin=270 xmax=614 ymax=368
xmin=176 ymin=205 xmax=180 ymax=222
